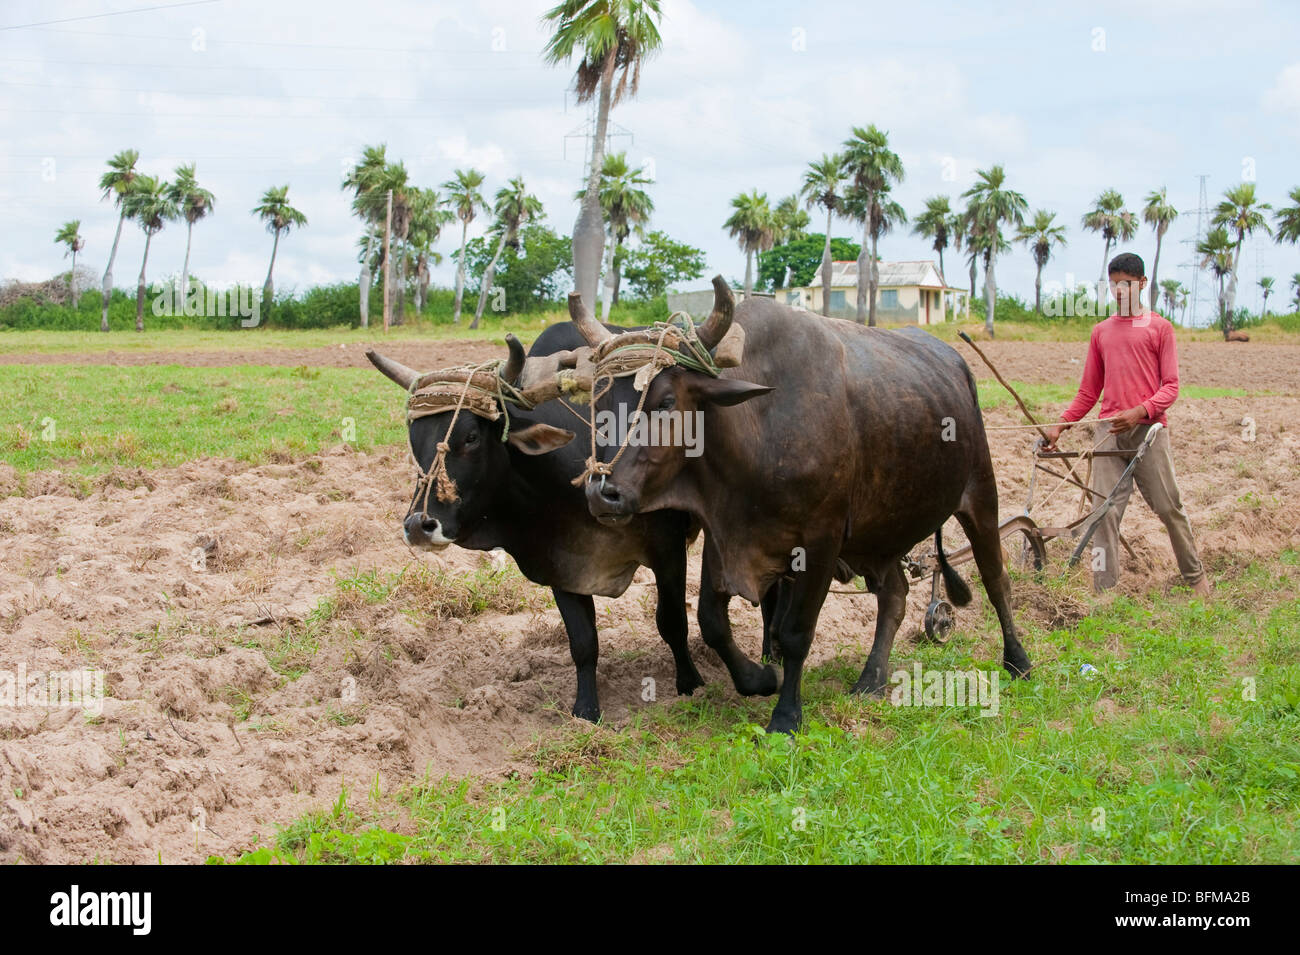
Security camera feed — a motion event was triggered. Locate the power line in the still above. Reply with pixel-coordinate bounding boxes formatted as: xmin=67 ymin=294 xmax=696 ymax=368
xmin=8 ymin=26 xmax=543 ymax=55
xmin=0 ymin=0 xmax=221 ymax=32
xmin=0 ymin=79 xmax=554 ymax=104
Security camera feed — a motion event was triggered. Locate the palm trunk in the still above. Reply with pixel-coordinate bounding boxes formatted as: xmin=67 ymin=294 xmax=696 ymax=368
xmin=1034 ymin=261 xmax=1043 ymax=314
xmin=855 ymin=224 xmax=869 ymax=324
xmin=395 ymin=242 xmax=406 ymax=325
xmin=743 ymin=247 xmax=754 ymax=298
xmin=263 ymin=228 xmax=280 ymax=306
xmin=820 ymin=207 xmax=833 ymax=317
xmin=1262 ymin=291 xmax=1270 ymax=317
xmin=181 ymin=220 xmax=194 ymax=312
xmin=360 ymin=227 xmax=375 ymax=328
xmin=1149 ymin=228 xmax=1164 ymax=314
xmin=984 ymin=251 xmax=997 ymax=338
xmin=69 ymin=249 xmax=78 ymax=301
xmin=135 ymin=231 xmax=153 ymax=332
xmin=612 ymin=237 xmax=625 ymax=305
xmin=452 ymin=219 xmax=468 ymax=323
xmin=472 ymin=231 xmax=508 ymax=328
xmin=937 ymin=245 xmax=946 ymax=288
xmin=571 ymin=48 xmax=616 ymax=310
xmin=1099 ymin=238 xmax=1111 ymax=285
xmin=101 ymin=210 xmax=126 ymax=332
xmin=867 ymin=228 xmax=880 ymax=327
xmin=1224 ymin=238 xmax=1243 ymax=321
xmin=599 ymin=230 xmax=616 ymax=318
xmin=968 ymin=257 xmax=977 ymax=301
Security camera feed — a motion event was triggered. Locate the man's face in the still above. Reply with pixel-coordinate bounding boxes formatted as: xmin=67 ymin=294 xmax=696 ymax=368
xmin=1108 ymin=271 xmax=1147 ymax=315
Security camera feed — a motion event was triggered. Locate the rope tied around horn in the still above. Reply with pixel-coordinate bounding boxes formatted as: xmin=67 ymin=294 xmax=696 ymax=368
xmin=405 ymin=357 xmax=535 ymax=510
xmin=570 ymin=311 xmax=723 ymax=488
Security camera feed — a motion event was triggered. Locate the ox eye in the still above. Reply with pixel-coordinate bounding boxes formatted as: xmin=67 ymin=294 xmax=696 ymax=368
xmin=658 ymin=394 xmax=676 ymax=410
xmin=463 ymin=431 xmax=479 ymax=447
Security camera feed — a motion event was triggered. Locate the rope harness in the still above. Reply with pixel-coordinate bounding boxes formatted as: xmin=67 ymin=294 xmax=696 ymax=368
xmin=404 ymin=359 xmax=535 ymax=520
xmin=570 ymin=311 xmax=723 ymax=488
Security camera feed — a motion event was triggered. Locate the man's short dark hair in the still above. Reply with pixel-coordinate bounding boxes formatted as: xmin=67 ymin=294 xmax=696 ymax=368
xmin=1108 ymin=252 xmax=1146 ymax=278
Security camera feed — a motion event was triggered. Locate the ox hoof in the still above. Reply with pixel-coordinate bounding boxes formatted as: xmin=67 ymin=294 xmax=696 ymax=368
xmin=571 ymin=700 xmax=602 ymax=723
xmin=764 ymin=708 xmax=801 ymax=735
xmin=1003 ymin=654 xmax=1033 ymax=680
xmin=850 ymin=677 xmax=890 ymax=699
xmin=676 ymin=669 xmax=706 ymax=696
xmin=738 ymin=664 xmax=779 ymax=698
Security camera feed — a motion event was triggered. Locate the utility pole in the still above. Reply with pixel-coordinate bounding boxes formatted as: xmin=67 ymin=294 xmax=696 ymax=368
xmin=383 ymin=188 xmax=393 ymax=332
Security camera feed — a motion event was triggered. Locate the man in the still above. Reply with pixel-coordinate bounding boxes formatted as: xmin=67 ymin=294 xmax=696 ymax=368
xmin=1042 ymin=252 xmax=1211 ymax=596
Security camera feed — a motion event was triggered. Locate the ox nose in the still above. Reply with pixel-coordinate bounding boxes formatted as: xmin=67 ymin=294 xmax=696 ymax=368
xmin=585 ymin=475 xmax=636 ymax=522
xmin=403 ymin=512 xmax=442 ymax=545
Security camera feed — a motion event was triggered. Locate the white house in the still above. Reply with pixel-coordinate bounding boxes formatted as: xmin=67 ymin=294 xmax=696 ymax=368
xmin=784 ymin=260 xmax=967 ymax=325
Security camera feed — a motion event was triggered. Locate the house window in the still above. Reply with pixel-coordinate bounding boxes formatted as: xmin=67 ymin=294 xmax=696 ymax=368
xmin=830 ymin=290 xmax=847 ymax=311
xmin=880 ymin=289 xmax=899 ymax=309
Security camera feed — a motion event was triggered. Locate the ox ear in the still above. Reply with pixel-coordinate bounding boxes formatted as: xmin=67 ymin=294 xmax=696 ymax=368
xmin=507 ymin=422 xmax=576 ymax=456
xmin=688 ymin=376 xmax=772 ymax=408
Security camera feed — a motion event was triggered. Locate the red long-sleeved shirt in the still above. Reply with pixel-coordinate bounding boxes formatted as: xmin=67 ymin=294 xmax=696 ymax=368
xmin=1061 ymin=311 xmax=1180 ymax=426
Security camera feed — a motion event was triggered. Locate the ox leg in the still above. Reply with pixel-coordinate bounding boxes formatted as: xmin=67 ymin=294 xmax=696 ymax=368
xmin=956 ymin=484 xmax=1033 ymax=678
xmin=766 ymin=547 xmax=836 ymax=734
xmin=554 ymin=589 xmax=602 ymax=722
xmin=759 ymin=582 xmax=783 ymax=664
xmin=648 ymin=540 xmax=706 ymax=697
xmin=697 ymin=550 xmax=779 ymax=698
xmin=851 ymin=561 xmax=909 ymax=696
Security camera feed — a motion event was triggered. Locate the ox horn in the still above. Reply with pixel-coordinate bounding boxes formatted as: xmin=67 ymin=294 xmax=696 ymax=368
xmin=568 ymin=291 xmax=612 ymax=347
xmin=502 ymin=333 xmax=526 ymax=384
xmin=366 ymin=349 xmax=419 ymax=390
xmin=696 ymin=274 xmax=735 ymax=350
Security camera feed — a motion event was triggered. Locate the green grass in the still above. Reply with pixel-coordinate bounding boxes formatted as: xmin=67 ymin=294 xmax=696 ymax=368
xmin=0 ymin=362 xmax=1265 ymax=480
xmin=0 ymin=364 xmax=408 ymax=476
xmin=214 ymin=562 xmax=1300 ymax=864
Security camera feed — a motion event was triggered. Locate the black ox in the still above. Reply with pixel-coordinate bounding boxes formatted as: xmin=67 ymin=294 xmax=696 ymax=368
xmin=366 ymin=324 xmax=778 ymax=723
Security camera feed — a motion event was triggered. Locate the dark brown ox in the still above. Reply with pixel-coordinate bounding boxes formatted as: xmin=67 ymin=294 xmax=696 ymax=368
xmin=568 ymin=277 xmax=1032 ymax=733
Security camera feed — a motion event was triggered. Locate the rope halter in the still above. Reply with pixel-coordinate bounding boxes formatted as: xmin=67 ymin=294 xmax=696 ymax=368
xmin=571 ymin=311 xmax=723 ymax=488
xmin=404 ymin=359 xmax=535 ymax=517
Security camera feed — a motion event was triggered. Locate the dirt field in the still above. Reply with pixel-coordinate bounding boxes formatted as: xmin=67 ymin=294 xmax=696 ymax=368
xmin=1 ymin=341 xmax=1297 ymax=863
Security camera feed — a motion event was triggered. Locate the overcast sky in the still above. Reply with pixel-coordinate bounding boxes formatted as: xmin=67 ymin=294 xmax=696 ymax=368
xmin=3 ymin=0 xmax=1298 ymax=323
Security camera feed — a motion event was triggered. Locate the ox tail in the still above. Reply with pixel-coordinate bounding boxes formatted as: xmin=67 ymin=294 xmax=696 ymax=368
xmin=935 ymin=530 xmax=972 ymax=607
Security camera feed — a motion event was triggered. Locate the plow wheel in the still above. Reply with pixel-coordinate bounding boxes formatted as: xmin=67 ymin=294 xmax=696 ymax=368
xmin=923 ymin=599 xmax=955 ymax=644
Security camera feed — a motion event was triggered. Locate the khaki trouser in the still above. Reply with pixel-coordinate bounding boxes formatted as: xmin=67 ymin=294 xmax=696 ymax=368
xmin=1088 ymin=423 xmax=1205 ymax=590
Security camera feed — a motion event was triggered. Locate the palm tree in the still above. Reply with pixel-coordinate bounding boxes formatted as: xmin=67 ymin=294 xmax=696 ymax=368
xmin=1081 ymin=189 xmax=1137 ymax=287
xmin=800 ymin=153 xmax=845 ymax=316
xmin=343 ymin=144 xmax=390 ymax=327
xmin=842 ymin=182 xmax=906 ymax=325
xmin=723 ymin=189 xmax=775 ymax=298
xmin=442 ymin=168 xmax=488 ymax=324
xmin=121 ymin=175 xmax=178 ymax=332
xmin=1196 ymin=226 xmax=1235 ymax=337
xmin=97 ymin=148 xmax=140 ymax=332
xmin=1292 ymin=273 xmax=1300 ymax=311
xmin=841 ymin=124 xmax=905 ymax=325
xmin=54 ymin=220 xmax=85 ymax=301
xmin=407 ymin=188 xmax=453 ymax=315
xmin=472 ymin=177 xmax=543 ymax=329
xmin=1142 ymin=187 xmax=1177 ymax=311
xmin=962 ymin=165 xmax=1026 ymax=336
xmin=577 ymin=151 xmax=654 ymax=315
xmin=167 ymin=164 xmax=214 ymax=310
xmin=952 ymin=205 xmax=978 ymax=303
xmin=1258 ymin=276 xmax=1274 ymax=317
xmin=1213 ymin=182 xmax=1272 ymax=320
xmin=912 ymin=196 xmax=954 ymax=287
xmin=1158 ymin=279 xmax=1184 ymax=320
xmin=1274 ymin=187 xmax=1300 ymax=246
xmin=541 ymin=0 xmax=664 ymax=311
xmin=251 ymin=185 xmax=308 ymax=306
xmin=1015 ymin=209 xmax=1067 ymax=314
